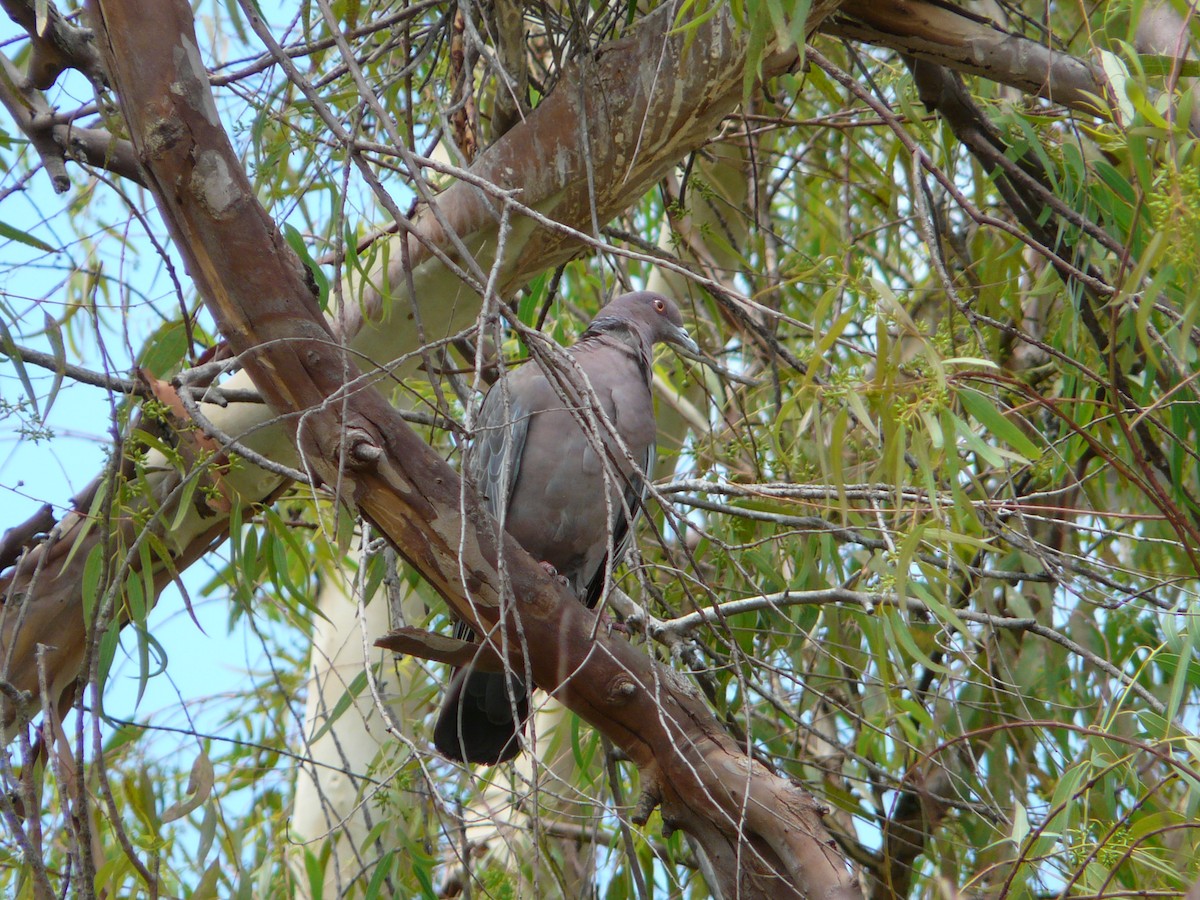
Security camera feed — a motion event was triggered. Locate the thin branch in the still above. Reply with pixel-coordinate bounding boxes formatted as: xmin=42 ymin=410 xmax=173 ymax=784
xmin=0 ymin=51 xmax=139 ymax=192
xmin=653 ymin=588 xmax=1170 ymax=717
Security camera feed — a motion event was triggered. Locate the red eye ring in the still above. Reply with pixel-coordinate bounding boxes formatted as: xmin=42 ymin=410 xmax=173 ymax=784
xmin=654 ymin=299 xmax=665 ymax=312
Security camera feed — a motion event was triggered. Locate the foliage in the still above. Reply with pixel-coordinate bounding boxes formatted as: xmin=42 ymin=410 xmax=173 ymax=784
xmin=2 ymin=0 xmax=1200 ymax=897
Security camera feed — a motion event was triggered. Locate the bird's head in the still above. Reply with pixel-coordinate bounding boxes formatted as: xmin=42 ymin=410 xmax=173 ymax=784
xmin=592 ymin=291 xmax=699 ymax=355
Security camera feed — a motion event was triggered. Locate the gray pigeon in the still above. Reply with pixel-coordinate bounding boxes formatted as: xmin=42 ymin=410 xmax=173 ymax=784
xmin=434 ymin=291 xmax=698 ymax=764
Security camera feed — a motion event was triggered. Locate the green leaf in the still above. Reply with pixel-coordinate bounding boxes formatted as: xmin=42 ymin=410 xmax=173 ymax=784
xmin=283 ymin=223 xmax=330 ymax=311
xmin=138 ymin=320 xmax=189 ymax=378
xmin=41 ymin=311 xmax=65 ymax=419
xmin=0 ymin=219 xmax=55 ymax=253
xmin=170 ymin=474 xmax=201 ymax=532
xmin=161 ymin=750 xmax=215 ymax=823
xmin=364 ymin=851 xmax=394 ymax=900
xmin=910 ymin=581 xmax=971 ymax=639
xmin=193 ymin=863 xmax=222 ymax=900
xmin=81 ymin=543 xmax=106 ymax=631
xmin=303 ymin=847 xmax=326 ymax=900
xmin=740 ymin=0 xmax=772 ymax=100
xmin=308 ymin=669 xmax=370 ymax=743
xmin=0 ymin=314 xmax=40 ymax=419
xmin=518 ymin=272 xmax=547 ymax=327
xmin=1166 ymin=648 xmax=1193 ymax=725
xmin=95 ymin=623 xmax=120 ymax=703
xmin=884 ymin=607 xmax=950 ymax=675
xmin=957 ymin=388 xmax=1041 ymax=461
xmin=412 ymin=859 xmax=437 ymax=900
xmin=1010 ymin=800 xmax=1030 ymax=847
xmin=1098 ymin=48 xmax=1135 ymax=124
xmin=951 ymin=411 xmax=1006 ymax=467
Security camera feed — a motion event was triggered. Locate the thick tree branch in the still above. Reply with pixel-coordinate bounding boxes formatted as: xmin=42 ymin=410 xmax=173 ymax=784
xmin=825 ymin=0 xmax=1106 ymax=115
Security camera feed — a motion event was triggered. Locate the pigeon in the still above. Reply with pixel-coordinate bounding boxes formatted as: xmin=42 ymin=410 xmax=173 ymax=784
xmin=434 ymin=291 xmax=697 ymax=764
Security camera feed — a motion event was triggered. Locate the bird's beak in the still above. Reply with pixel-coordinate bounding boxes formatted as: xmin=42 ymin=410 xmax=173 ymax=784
xmin=666 ymin=324 xmax=700 ymax=356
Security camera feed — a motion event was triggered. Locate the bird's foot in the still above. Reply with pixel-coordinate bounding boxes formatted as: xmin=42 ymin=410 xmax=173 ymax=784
xmin=539 ymin=561 xmax=569 ymax=588
xmin=597 ymin=608 xmax=631 ymax=637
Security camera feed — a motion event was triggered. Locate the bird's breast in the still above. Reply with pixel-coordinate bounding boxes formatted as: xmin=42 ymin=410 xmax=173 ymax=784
xmin=503 ymin=400 xmax=648 ymax=587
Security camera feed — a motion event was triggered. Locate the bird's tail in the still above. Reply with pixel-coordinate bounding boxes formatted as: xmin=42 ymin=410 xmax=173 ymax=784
xmin=433 ymin=667 xmax=528 ymax=765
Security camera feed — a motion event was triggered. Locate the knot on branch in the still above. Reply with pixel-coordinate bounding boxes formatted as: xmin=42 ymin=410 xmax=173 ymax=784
xmin=27 ymin=22 xmax=103 ymax=90
xmin=346 ymin=428 xmax=383 ymax=468
xmin=606 ymin=676 xmax=637 ymax=704
xmin=144 ymin=116 xmax=185 ymax=160
xmin=0 ymin=504 xmax=55 ymax=572
xmin=6 ymin=0 xmax=107 ymax=92
xmin=0 ymin=679 xmax=36 ymax=729
xmin=782 ymin=781 xmax=833 ymax=820
xmin=374 ymin=627 xmax=504 ymax=671
xmin=631 ymin=781 xmax=662 ymax=826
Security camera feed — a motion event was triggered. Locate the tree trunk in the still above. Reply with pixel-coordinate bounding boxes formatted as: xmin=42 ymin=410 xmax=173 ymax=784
xmin=288 ymin=547 xmax=415 ymax=898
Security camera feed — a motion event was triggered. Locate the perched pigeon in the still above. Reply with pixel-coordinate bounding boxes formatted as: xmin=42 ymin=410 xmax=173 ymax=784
xmin=434 ymin=291 xmax=698 ymax=764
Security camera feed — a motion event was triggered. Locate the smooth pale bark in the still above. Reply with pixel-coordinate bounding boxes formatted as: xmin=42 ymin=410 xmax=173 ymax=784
xmin=1134 ymin=0 xmax=1200 ymax=135
xmin=288 ymin=550 xmax=418 ymax=898
xmin=80 ymin=2 xmax=858 ymax=897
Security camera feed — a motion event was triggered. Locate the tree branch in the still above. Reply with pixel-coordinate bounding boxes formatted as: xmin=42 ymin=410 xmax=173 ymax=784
xmin=651 ymin=588 xmax=1169 ymax=717
xmin=825 ymin=0 xmax=1106 ymax=115
xmin=0 ymin=50 xmax=140 ymax=192
xmin=0 ymin=0 xmax=106 ymax=89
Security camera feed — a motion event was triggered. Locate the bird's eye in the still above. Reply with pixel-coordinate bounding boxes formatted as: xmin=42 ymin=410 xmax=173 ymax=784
xmin=654 ymin=299 xmax=665 ymax=312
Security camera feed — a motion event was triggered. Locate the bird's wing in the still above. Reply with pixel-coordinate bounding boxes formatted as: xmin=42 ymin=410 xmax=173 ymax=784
xmin=581 ymin=438 xmax=653 ymax=609
xmin=456 ymin=370 xmax=537 ymax=641
xmin=466 ymin=368 xmax=535 ymax=521
xmin=575 ymin=330 xmax=657 ymax=609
